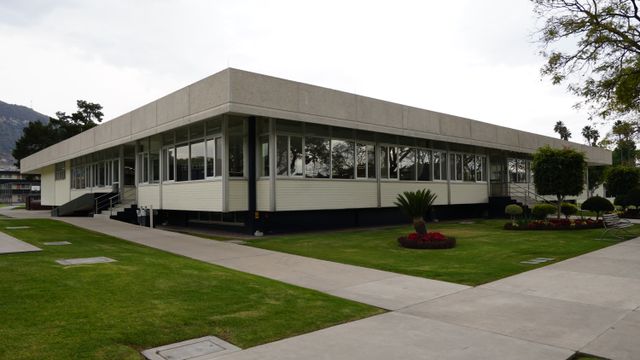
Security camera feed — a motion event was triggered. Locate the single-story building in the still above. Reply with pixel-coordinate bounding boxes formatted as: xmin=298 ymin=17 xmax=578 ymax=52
xmin=20 ymin=68 xmax=612 ymax=233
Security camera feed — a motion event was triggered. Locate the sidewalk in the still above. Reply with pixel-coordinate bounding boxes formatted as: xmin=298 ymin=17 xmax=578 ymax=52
xmin=4 ymin=210 xmax=640 ymax=359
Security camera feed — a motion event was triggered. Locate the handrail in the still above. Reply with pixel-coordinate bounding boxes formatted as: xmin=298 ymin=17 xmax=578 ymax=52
xmin=508 ymin=182 xmax=555 ymax=205
xmin=94 ymin=192 xmax=114 ymax=214
xmin=95 ymin=192 xmax=121 ymax=216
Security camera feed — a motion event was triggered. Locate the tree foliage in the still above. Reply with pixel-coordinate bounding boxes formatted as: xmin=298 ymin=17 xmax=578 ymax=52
xmin=587 ymin=165 xmax=608 ymax=195
xmin=532 ymin=145 xmax=586 ymax=218
xmin=605 ymin=165 xmax=640 ymax=196
xmin=533 ymin=0 xmax=640 ymax=119
xmin=581 ymin=195 xmax=615 ymax=219
xmin=581 ymin=125 xmax=600 ymax=145
xmin=12 ymin=100 xmax=103 ymax=167
xmin=554 ymin=120 xmax=572 ymax=140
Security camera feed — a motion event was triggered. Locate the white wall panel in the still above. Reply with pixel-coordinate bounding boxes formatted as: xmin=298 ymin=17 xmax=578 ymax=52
xmin=228 ymin=180 xmax=248 ymax=211
xmin=450 ymin=183 xmax=488 ymax=204
xmin=380 ymin=182 xmax=448 ymax=207
xmin=162 ymin=181 xmax=222 ymax=211
xmin=256 ymin=179 xmax=271 ymax=211
xmin=276 ymin=180 xmax=377 ymax=211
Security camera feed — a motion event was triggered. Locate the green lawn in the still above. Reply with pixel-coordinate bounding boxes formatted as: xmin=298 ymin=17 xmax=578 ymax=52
xmin=249 ymin=219 xmax=640 ymax=286
xmin=0 ymin=219 xmax=381 ymax=360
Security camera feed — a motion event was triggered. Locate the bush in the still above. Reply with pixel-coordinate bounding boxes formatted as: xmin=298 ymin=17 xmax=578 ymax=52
xmin=505 ymin=204 xmax=523 ymax=217
xmin=615 ymin=194 xmax=629 ymax=210
xmin=581 ymin=196 xmax=614 ymax=220
xmin=531 ymin=203 xmax=557 ymax=220
xmin=625 ymin=187 xmax=640 ymax=208
xmin=605 ymin=166 xmax=640 ymax=197
xmin=560 ymin=203 xmax=578 ymax=219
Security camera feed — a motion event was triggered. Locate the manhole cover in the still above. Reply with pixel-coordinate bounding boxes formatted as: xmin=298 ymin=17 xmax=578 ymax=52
xmin=520 ymin=257 xmax=555 ymax=265
xmin=56 ymin=257 xmax=116 ymax=265
xmin=44 ymin=241 xmax=72 ymax=246
xmin=5 ymin=226 xmax=31 ymax=230
xmin=228 ymin=240 xmax=246 ymax=245
xmin=142 ymin=336 xmax=241 ymax=360
xmin=458 ymin=221 xmax=475 ymax=225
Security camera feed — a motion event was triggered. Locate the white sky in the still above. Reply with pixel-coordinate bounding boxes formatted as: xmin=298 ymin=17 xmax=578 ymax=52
xmin=0 ymin=0 xmax=608 ymax=142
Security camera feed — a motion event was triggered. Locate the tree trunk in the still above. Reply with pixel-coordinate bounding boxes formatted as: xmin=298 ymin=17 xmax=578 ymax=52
xmin=413 ymin=217 xmax=427 ymax=235
xmin=556 ymin=195 xmax=563 ymax=220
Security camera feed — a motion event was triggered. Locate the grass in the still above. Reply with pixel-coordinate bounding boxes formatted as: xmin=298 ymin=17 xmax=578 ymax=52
xmin=249 ymin=219 xmax=640 ymax=286
xmin=10 ymin=205 xmax=26 ymax=210
xmin=0 ymin=219 xmax=381 ymax=360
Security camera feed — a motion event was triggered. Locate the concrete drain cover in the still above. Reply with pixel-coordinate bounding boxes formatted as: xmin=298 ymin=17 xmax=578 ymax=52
xmin=521 ymin=257 xmax=555 ymax=265
xmin=459 ymin=221 xmax=475 ymax=225
xmin=5 ymin=226 xmax=31 ymax=230
xmin=56 ymin=257 xmax=116 ymax=265
xmin=142 ymin=336 xmax=241 ymax=360
xmin=228 ymin=240 xmax=247 ymax=245
xmin=44 ymin=241 xmax=71 ymax=246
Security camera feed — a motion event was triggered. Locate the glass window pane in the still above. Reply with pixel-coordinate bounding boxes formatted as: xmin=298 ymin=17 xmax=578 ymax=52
xmin=517 ymin=159 xmax=526 ymax=183
xmin=463 ymin=154 xmax=475 ymax=182
xmin=190 ymin=122 xmax=204 ymax=139
xmin=176 ymin=127 xmax=188 ymax=143
xmin=450 ymin=154 xmax=456 ymax=180
xmin=356 ymin=143 xmax=367 ymax=178
xmin=476 ymin=156 xmax=485 ymax=181
xmin=367 ymin=144 xmax=375 ymax=179
xmin=205 ymin=117 xmax=222 ymax=136
xmin=399 ymin=147 xmax=416 ymax=181
xmin=228 ymin=135 xmax=244 ymax=177
xmin=176 ymin=144 xmax=189 ymax=181
xmin=277 ymin=135 xmax=288 ymax=176
xmin=305 ymin=137 xmax=330 ymax=178
xmin=190 ymin=141 xmax=205 ymax=180
xmin=214 ymin=138 xmax=222 ymax=176
xmin=456 ymin=154 xmax=463 ymax=181
xmin=276 ymin=119 xmax=302 ymax=133
xmin=331 ymin=139 xmax=355 ymax=179
xmin=389 ymin=147 xmax=399 ymax=179
xmin=151 ymin=153 xmax=159 ymax=182
xmin=290 ymin=136 xmax=304 ymax=176
xmin=206 ymin=139 xmax=215 ymax=177
xmin=418 ymin=149 xmax=432 ymax=181
xmin=228 ymin=116 xmax=245 ymax=134
xmin=259 ymin=135 xmax=269 ymax=177
xmin=113 ymin=159 xmax=119 ymax=183
xmin=433 ymin=151 xmax=441 ymax=180
xmin=381 ymin=146 xmax=389 ymax=179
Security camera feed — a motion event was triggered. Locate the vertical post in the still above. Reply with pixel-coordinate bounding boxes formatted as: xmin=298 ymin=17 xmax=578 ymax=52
xmin=150 ymin=205 xmax=154 ymax=228
xmin=247 ymin=116 xmax=257 ymax=235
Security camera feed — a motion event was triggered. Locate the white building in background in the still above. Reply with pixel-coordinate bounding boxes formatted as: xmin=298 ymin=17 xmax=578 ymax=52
xmin=20 ymin=68 xmax=611 ymax=232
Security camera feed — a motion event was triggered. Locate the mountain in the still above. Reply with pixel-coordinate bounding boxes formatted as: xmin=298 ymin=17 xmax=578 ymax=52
xmin=0 ymin=100 xmax=49 ymax=170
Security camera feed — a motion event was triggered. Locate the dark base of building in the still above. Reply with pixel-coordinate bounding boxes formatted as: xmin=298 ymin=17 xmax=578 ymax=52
xmin=156 ymin=203 xmax=490 ymax=235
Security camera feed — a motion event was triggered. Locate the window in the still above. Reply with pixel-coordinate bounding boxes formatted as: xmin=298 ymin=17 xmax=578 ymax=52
xmin=164 ymin=147 xmax=175 ymax=181
xmin=463 ymin=154 xmax=475 ymax=182
xmin=433 ymin=151 xmax=447 ymax=181
xmin=276 ymin=135 xmax=288 ymax=176
xmin=55 ymin=162 xmax=65 ymax=180
xmin=259 ymin=135 xmax=269 ymax=177
xmin=305 ymin=137 xmax=330 ymax=178
xmin=331 ymin=139 xmax=355 ymax=179
xmin=356 ymin=143 xmax=375 ymax=179
xmin=389 ymin=147 xmax=399 ymax=179
xmin=508 ymin=158 xmax=528 ymax=183
xmin=190 ymin=141 xmax=205 ymax=180
xmin=476 ymin=156 xmax=486 ymax=182
xmin=214 ymin=138 xmax=222 ymax=177
xmin=380 ymin=146 xmax=389 ymax=179
xmin=289 ymin=136 xmax=304 ymax=176
xmin=417 ymin=149 xmax=432 ymax=181
xmin=399 ymin=147 xmax=416 ymax=180
xmin=176 ymin=144 xmax=189 ymax=181
xmin=228 ymin=135 xmax=244 ymax=177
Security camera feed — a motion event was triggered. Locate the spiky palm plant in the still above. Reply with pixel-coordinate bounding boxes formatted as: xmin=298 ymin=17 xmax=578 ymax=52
xmin=394 ymin=189 xmax=437 ymax=235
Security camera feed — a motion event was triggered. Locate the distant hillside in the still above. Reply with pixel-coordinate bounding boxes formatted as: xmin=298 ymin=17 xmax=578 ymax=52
xmin=0 ymin=100 xmax=49 ymax=170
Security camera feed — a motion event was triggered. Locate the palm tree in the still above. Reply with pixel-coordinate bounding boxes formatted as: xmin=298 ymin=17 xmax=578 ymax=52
xmin=394 ymin=189 xmax=437 ymax=235
xmin=581 ymin=125 xmax=600 ymax=146
xmin=554 ymin=121 xmax=572 ymax=141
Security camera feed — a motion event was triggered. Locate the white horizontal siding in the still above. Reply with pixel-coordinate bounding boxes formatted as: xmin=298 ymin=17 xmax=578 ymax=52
xmin=256 ymin=179 xmax=270 ymax=211
xmin=381 ymin=182 xmax=448 ymax=207
xmin=40 ymin=165 xmax=55 ymax=206
xmin=450 ymin=182 xmax=488 ymax=204
xmin=276 ymin=180 xmax=377 ymax=211
xmin=162 ymin=181 xmax=222 ymax=211
xmin=228 ymin=180 xmax=248 ymax=211
xmin=138 ymin=185 xmax=160 ymax=208
xmin=53 ymin=161 xmax=71 ymax=206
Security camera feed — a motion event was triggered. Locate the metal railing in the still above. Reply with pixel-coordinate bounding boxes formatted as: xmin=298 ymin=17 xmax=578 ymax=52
xmin=95 ymin=192 xmax=121 ymax=216
xmin=508 ymin=182 xmax=554 ymax=206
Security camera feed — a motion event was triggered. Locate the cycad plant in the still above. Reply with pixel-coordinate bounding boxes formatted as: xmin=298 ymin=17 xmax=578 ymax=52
xmin=394 ymin=189 xmax=437 ymax=235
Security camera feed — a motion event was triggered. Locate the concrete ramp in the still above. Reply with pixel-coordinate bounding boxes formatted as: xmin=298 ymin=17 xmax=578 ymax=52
xmin=0 ymin=232 xmax=41 ymax=254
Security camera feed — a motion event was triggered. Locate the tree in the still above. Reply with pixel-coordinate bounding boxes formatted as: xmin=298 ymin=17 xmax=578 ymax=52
xmin=554 ymin=121 xmax=572 ymax=140
xmin=581 ymin=196 xmax=615 ymax=220
xmin=532 ymin=145 xmax=586 ymax=218
xmin=611 ymin=120 xmax=638 ymax=165
xmin=605 ymin=165 xmax=640 ymax=196
xmin=587 ymin=165 xmax=608 ymax=196
xmin=12 ymin=100 xmax=103 ymax=167
xmin=394 ymin=189 xmax=437 ymax=235
xmin=533 ymin=0 xmax=640 ymax=120
xmin=581 ymin=125 xmax=600 ymax=145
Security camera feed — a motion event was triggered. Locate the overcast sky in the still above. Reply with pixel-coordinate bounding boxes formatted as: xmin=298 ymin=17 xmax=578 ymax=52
xmin=0 ymin=0 xmax=607 ymax=142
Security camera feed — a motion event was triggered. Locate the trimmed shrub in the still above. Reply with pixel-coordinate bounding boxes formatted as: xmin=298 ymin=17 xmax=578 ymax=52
xmin=625 ymin=188 xmax=640 ymax=208
xmin=615 ymin=194 xmax=629 ymax=210
xmin=581 ymin=196 xmax=614 ymax=220
xmin=505 ymin=204 xmax=523 ymax=217
xmin=605 ymin=166 xmax=640 ymax=197
xmin=531 ymin=203 xmax=557 ymax=220
xmin=560 ymin=203 xmax=578 ymax=219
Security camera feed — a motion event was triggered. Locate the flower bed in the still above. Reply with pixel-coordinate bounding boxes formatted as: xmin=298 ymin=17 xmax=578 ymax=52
xmin=397 ymin=231 xmax=456 ymax=249
xmin=504 ymin=218 xmax=603 ymax=230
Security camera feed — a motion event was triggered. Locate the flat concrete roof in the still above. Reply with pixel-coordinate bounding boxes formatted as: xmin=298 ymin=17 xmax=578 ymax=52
xmin=20 ymin=68 xmax=612 ymax=173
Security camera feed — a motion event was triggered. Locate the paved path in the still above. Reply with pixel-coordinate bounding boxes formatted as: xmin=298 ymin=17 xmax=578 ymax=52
xmin=0 ymin=230 xmax=41 ymax=254
xmin=3 ymin=210 xmax=640 ymax=359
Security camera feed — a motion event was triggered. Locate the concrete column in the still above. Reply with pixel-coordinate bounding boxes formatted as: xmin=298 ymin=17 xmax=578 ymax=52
xmin=247 ymin=116 xmax=257 ymax=234
xmin=268 ymin=118 xmax=276 ymax=212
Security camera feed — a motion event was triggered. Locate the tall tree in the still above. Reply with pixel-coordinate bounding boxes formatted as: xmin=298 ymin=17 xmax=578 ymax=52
xmin=532 ymin=145 xmax=586 ymax=219
xmin=554 ymin=120 xmax=572 ymax=140
xmin=12 ymin=100 xmax=103 ymax=167
xmin=533 ymin=0 xmax=640 ymax=120
xmin=581 ymin=125 xmax=600 ymax=145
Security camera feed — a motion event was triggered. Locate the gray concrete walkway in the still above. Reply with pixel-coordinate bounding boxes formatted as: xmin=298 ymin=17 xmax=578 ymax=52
xmin=0 ymin=231 xmax=41 ymax=254
xmin=3 ymin=210 xmax=640 ymax=359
